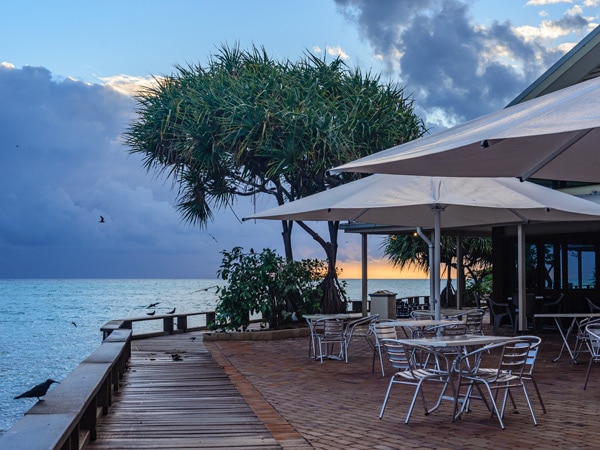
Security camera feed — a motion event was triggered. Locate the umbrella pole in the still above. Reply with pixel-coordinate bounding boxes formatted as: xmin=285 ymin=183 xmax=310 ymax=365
xmin=517 ymin=225 xmax=527 ymax=332
xmin=416 ymin=227 xmax=434 ymax=316
xmin=433 ymin=207 xmax=442 ymax=321
xmin=361 ymin=233 xmax=368 ymax=316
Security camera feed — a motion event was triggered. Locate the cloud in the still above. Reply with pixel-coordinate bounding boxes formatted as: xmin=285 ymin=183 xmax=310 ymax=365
xmin=334 ymin=0 xmax=589 ymax=129
xmin=526 ymin=0 xmax=573 ymax=5
xmin=0 ymin=63 xmax=297 ymax=278
xmin=98 ymin=74 xmax=162 ymax=96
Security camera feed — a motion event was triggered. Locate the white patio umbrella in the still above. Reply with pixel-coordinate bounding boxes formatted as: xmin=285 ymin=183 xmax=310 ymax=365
xmin=332 ymin=76 xmax=600 ymax=183
xmin=246 ymin=174 xmax=600 ymax=320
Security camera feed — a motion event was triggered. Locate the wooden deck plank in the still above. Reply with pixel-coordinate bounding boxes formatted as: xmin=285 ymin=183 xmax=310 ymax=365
xmin=86 ymin=333 xmax=282 ymax=449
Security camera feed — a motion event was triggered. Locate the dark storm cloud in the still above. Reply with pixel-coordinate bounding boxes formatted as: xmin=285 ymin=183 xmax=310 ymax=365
xmin=0 ymin=64 xmax=283 ymax=278
xmin=334 ymin=0 xmax=588 ymax=127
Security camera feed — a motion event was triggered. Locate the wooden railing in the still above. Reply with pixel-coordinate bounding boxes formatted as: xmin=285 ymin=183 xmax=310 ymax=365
xmin=1 ymin=311 xmax=219 ymax=450
xmin=0 ymin=329 xmax=131 ymax=450
xmin=101 ymin=310 xmax=216 ymax=340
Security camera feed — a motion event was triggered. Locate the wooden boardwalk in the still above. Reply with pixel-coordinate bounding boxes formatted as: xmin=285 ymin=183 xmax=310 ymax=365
xmin=87 ymin=323 xmax=600 ymax=449
xmin=87 ymin=333 xmax=292 ymax=449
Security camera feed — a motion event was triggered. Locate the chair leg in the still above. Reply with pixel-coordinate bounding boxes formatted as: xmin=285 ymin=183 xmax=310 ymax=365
xmin=520 ymin=384 xmax=538 ymax=426
xmin=528 ymin=378 xmax=547 ymax=413
xmin=483 ymin=383 xmax=505 ymax=429
xmin=318 ymin=339 xmax=325 ymax=364
xmin=379 ymin=377 xmax=395 ymax=419
xmin=379 ymin=349 xmax=386 ymax=376
xmin=405 ymin=380 xmax=427 ymax=424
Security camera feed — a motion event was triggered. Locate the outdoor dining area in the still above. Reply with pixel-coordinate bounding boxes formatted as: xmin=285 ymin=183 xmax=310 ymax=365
xmin=207 ymin=307 xmax=600 ymax=449
xmin=228 ymin=30 xmax=600 ymax=448
xmin=303 ymin=307 xmax=544 ymax=428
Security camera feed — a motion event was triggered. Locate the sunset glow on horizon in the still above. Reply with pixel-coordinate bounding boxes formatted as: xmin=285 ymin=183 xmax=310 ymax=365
xmin=338 ymin=259 xmax=429 ymax=280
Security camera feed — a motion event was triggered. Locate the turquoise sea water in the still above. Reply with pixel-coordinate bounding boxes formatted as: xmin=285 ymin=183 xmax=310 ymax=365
xmin=0 ymin=278 xmax=429 ymax=434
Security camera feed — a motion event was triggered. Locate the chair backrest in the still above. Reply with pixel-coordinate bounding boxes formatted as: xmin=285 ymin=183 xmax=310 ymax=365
xmin=323 ymin=319 xmax=344 ymax=337
xmin=399 ymin=341 xmax=453 ymax=374
xmin=373 ymin=322 xmax=398 ymax=346
xmin=586 ymin=324 xmax=600 ymax=357
xmin=544 ymin=293 xmax=565 ymax=313
xmin=497 ymin=340 xmax=531 ymax=378
xmin=465 ymin=309 xmax=485 ymax=333
xmin=487 ymin=295 xmax=508 ymax=308
xmin=442 ymin=323 xmax=467 ymax=336
xmin=587 ymin=298 xmax=600 ymax=313
xmin=345 ymin=314 xmax=379 ymax=339
xmin=381 ymin=339 xmax=411 ymax=370
xmin=410 ymin=310 xmax=434 ymax=320
xmin=576 ymin=317 xmax=600 ymax=338
xmin=457 ymin=339 xmax=527 ymax=378
xmin=514 ymin=335 xmax=542 ymax=376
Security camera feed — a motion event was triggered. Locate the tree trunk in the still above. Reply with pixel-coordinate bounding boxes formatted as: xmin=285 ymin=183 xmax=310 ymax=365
xmin=281 ymin=220 xmax=294 ymax=262
xmin=296 ymin=220 xmax=346 ymax=313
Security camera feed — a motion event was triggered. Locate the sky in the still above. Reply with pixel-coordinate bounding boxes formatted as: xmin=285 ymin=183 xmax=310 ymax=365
xmin=0 ymin=0 xmax=598 ymax=279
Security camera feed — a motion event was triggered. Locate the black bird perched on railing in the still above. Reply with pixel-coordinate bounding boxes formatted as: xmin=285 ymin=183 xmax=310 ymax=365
xmin=14 ymin=379 xmax=58 ymax=401
xmin=167 ymin=308 xmax=176 ymax=314
xmin=146 ymin=310 xmax=156 ymax=316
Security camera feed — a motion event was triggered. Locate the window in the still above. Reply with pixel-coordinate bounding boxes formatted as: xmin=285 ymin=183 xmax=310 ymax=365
xmin=567 ymin=244 xmax=596 ymax=289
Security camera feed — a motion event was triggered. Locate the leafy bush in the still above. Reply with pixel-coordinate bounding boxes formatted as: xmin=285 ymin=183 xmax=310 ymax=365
xmin=463 ymin=273 xmax=493 ymax=307
xmin=212 ymin=247 xmax=327 ymax=331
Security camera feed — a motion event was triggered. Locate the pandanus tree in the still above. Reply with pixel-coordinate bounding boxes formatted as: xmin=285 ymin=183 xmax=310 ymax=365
xmin=125 ymin=45 xmax=425 ymax=313
xmin=382 ymin=234 xmax=493 ymax=302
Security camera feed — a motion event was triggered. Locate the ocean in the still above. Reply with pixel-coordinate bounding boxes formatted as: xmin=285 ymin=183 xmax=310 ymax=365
xmin=0 ymin=278 xmax=430 ymax=435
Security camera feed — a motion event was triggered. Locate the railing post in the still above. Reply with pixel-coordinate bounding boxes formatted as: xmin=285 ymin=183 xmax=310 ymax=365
xmin=176 ymin=315 xmax=188 ymax=332
xmin=163 ymin=317 xmax=174 ymax=334
xmin=205 ymin=312 xmax=216 ymax=329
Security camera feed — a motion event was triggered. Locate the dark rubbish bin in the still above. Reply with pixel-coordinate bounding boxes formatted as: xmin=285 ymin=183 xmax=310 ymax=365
xmin=369 ymin=290 xmax=397 ymax=320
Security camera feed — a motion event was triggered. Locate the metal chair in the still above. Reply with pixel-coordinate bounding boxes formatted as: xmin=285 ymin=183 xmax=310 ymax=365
xmin=515 ymin=335 xmax=546 ymax=413
xmin=371 ymin=322 xmax=398 ymax=376
xmin=485 ymin=296 xmax=514 ymax=334
xmin=571 ymin=317 xmax=600 ymax=363
xmin=316 ymin=319 xmax=346 ymax=363
xmin=379 ymin=339 xmax=455 ymax=424
xmin=584 ymin=323 xmax=600 ymax=390
xmin=454 ymin=339 xmax=537 ymax=429
xmin=344 ymin=314 xmax=378 ymax=360
xmin=541 ymin=293 xmax=565 ymax=314
xmin=465 ymin=308 xmax=485 ymax=335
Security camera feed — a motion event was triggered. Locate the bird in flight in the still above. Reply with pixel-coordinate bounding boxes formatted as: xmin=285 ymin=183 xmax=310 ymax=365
xmin=167 ymin=308 xmax=176 ymax=314
xmin=14 ymin=379 xmax=59 ymax=401
xmin=99 ymin=216 xmax=105 ymax=223
xmin=71 ymin=321 xmax=77 ymax=327
xmin=147 ymin=302 xmax=160 ymax=309
xmin=146 ymin=310 xmax=156 ymax=316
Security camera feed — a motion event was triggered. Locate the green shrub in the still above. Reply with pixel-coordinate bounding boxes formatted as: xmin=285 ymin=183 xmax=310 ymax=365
xmin=212 ymin=247 xmax=328 ymax=331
